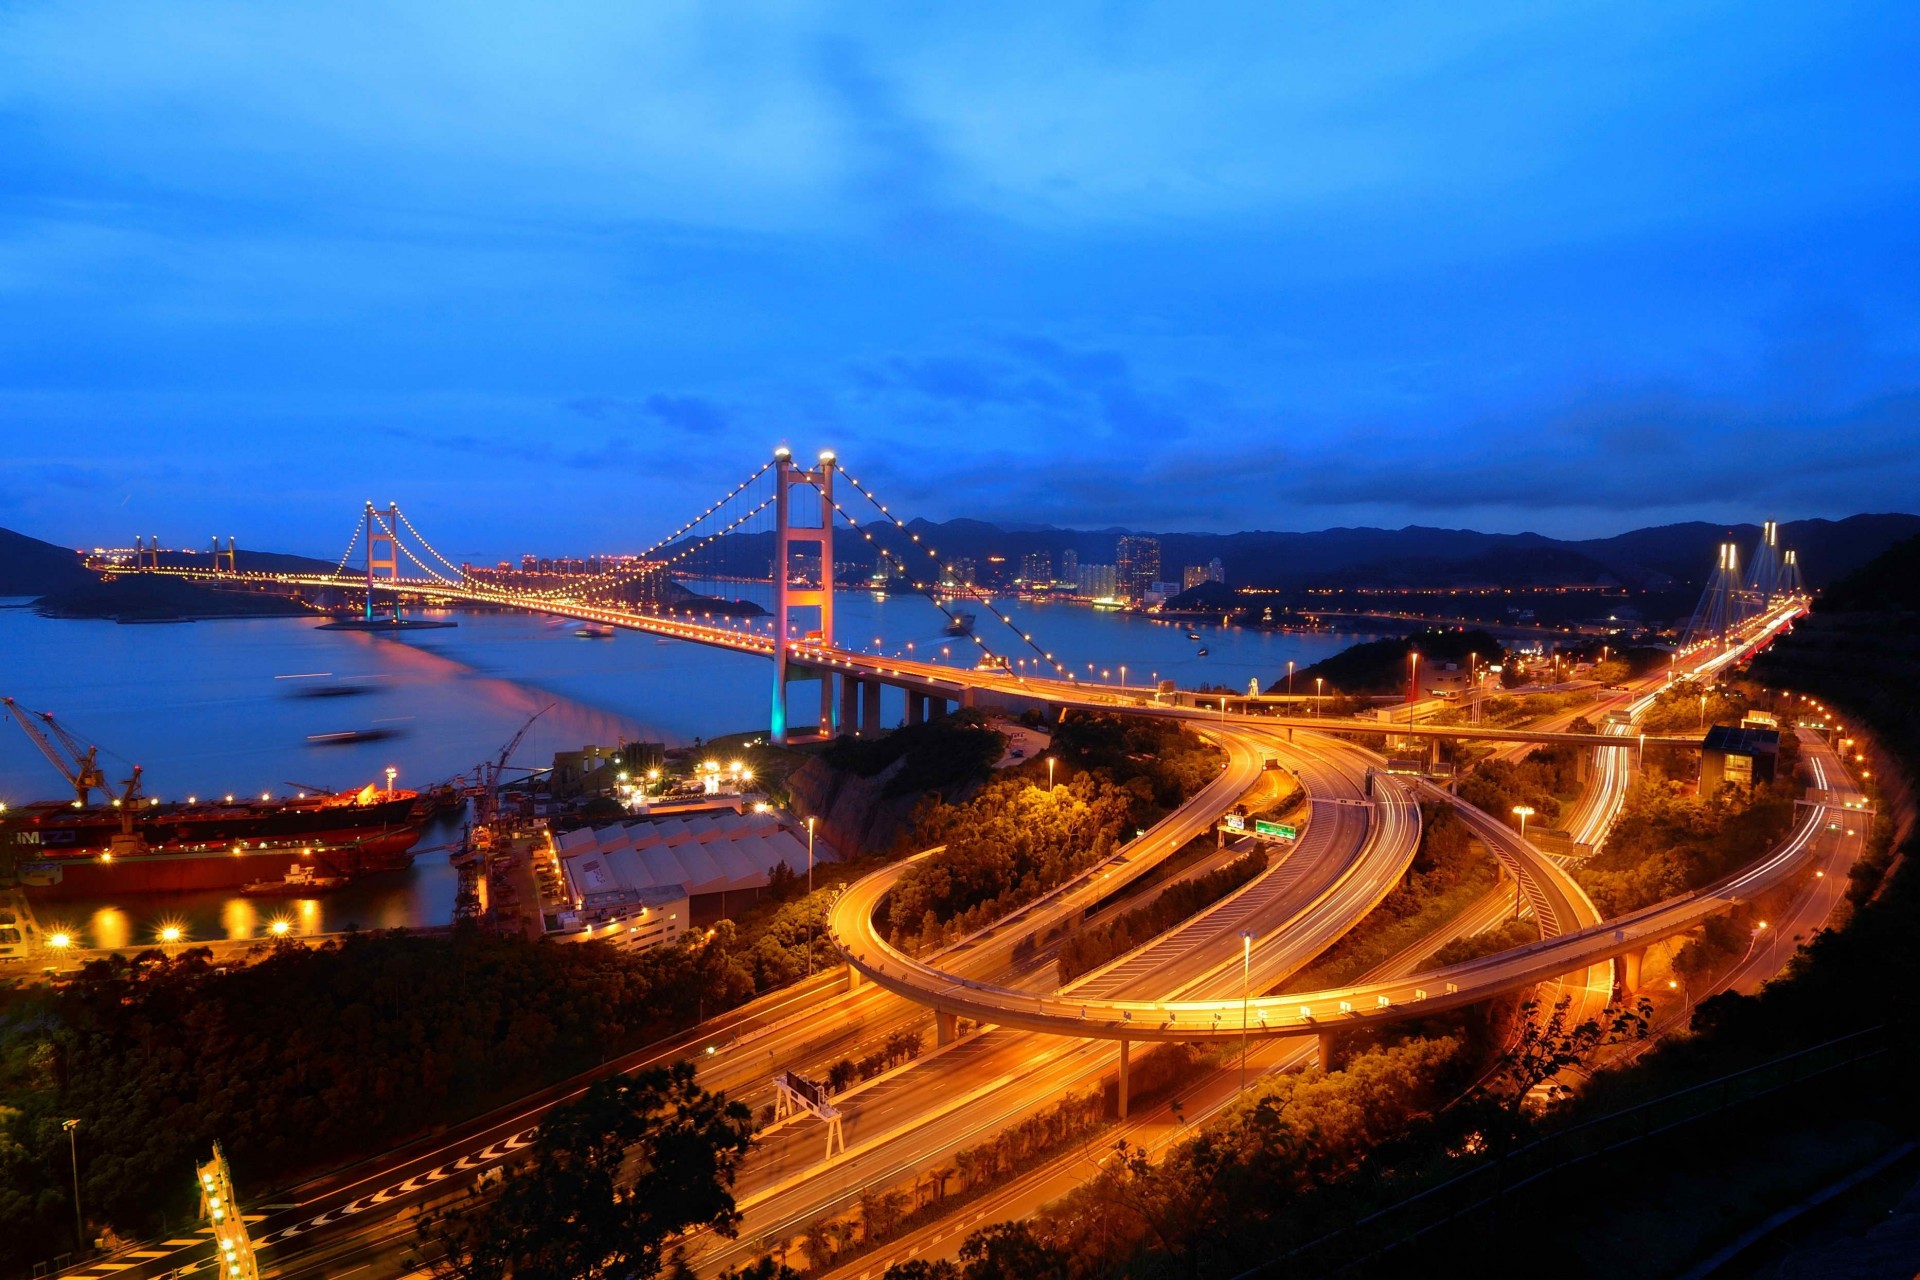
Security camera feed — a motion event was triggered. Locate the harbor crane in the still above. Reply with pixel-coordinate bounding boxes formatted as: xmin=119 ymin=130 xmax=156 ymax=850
xmin=2 ymin=696 xmax=142 ymax=809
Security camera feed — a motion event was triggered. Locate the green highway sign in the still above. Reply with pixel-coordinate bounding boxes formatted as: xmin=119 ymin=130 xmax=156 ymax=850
xmin=1254 ymin=820 xmax=1297 ymax=840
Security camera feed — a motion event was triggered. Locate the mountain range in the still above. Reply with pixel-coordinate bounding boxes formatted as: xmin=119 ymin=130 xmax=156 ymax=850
xmin=6 ymin=514 xmax=1918 ymax=600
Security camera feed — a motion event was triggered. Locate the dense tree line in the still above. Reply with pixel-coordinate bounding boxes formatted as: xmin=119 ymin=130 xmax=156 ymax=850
xmin=883 ymin=772 xmax=1137 ymax=946
xmin=1056 ymin=851 xmax=1268 ymax=983
xmin=1278 ymin=629 xmax=1506 ymax=696
xmin=880 ymin=715 xmax=1223 ymax=946
xmin=1575 ymin=761 xmax=1798 ymax=917
xmin=0 ymin=929 xmax=759 ymax=1269
xmin=427 ymin=1061 xmax=752 ymax=1280
xmin=1455 ymin=745 xmax=1578 ymax=825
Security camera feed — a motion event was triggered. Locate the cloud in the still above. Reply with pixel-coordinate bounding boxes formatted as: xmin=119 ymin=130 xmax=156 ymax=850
xmin=562 ymin=393 xmax=728 ymax=435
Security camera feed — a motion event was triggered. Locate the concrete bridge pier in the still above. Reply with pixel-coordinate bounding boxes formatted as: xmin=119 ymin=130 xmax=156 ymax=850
xmin=1318 ymin=1031 xmax=1337 ymax=1072
xmin=839 ymin=674 xmax=860 ymax=736
xmin=862 ymin=679 xmax=883 ymax=734
xmin=846 ymin=962 xmax=863 ymax=991
xmin=935 ymin=1009 xmax=958 ymax=1046
xmin=1117 ymin=1038 xmax=1131 ymax=1119
xmin=907 ymin=691 xmax=928 ymax=725
xmin=1619 ymin=946 xmax=1647 ymax=994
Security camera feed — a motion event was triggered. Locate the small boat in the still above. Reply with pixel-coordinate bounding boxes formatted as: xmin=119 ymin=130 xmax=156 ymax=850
xmin=241 ymin=863 xmax=348 ymax=896
xmin=945 ymin=612 xmax=977 ymax=636
xmin=1186 ymin=631 xmax=1200 ymax=640
xmin=1195 ymin=648 xmax=1210 ymax=657
xmin=307 ymin=728 xmax=399 ymax=745
xmin=574 ymin=623 xmax=615 ymax=639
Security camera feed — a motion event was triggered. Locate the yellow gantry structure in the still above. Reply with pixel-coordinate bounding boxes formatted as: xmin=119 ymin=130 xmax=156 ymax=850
xmin=197 ymin=1142 xmax=259 ymax=1280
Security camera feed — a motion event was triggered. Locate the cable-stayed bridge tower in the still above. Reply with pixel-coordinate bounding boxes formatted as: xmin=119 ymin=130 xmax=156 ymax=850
xmin=1684 ymin=541 xmax=1748 ymax=647
xmin=1746 ymin=520 xmax=1783 ymax=602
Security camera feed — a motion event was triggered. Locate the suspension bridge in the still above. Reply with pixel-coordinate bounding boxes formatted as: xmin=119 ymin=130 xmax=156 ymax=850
xmin=89 ymin=447 xmax=1805 ymax=750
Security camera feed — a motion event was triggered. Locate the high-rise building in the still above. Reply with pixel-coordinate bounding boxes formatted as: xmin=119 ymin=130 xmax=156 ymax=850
xmin=1076 ymin=563 xmax=1118 ymax=598
xmin=1207 ymin=557 xmax=1225 ymax=584
xmin=1059 ymin=549 xmax=1079 ymax=584
xmin=1020 ymin=551 xmax=1052 ymax=586
xmin=1116 ymin=535 xmax=1160 ymax=601
xmin=1182 ymin=565 xmax=1210 ymax=592
xmin=945 ymin=557 xmax=977 ymax=588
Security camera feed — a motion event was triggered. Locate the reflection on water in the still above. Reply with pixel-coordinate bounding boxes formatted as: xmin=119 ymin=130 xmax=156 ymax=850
xmin=0 ymin=595 xmax=1369 ymax=935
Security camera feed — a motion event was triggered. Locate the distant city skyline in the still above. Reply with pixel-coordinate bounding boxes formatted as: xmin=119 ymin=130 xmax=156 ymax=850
xmin=3 ymin=4 xmax=1918 ymax=558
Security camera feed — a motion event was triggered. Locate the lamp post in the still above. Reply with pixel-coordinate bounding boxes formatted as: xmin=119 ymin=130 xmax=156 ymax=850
xmin=1510 ymin=805 xmax=1536 ymax=920
xmin=805 ymin=816 xmax=817 ymax=976
xmin=1699 ymin=692 xmax=1709 ymax=729
xmin=64 ymin=1119 xmax=83 ymax=1253
xmin=1287 ymin=660 xmax=1295 ymax=699
xmin=1315 ymin=676 xmax=1324 ymax=717
xmin=1047 ymin=755 xmax=1056 ymax=792
xmin=1240 ymin=931 xmax=1255 ymax=1094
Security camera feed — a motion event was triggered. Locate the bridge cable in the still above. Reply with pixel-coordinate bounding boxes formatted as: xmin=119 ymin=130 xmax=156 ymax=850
xmin=833 ymin=468 xmax=1076 ymax=681
xmin=815 ymin=491 xmax=1021 ymax=675
xmin=517 ymin=461 xmax=774 ymax=602
xmin=392 ymin=506 xmax=472 ymax=582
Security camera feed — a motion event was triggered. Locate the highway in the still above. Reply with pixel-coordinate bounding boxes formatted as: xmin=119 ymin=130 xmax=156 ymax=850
xmin=48 ymin=588 xmax=1810 ymax=1280
xmin=691 ymin=727 xmax=1422 ymax=1273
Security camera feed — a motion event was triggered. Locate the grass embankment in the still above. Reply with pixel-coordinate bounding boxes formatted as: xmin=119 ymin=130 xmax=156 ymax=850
xmin=1278 ymin=803 xmax=1499 ymax=994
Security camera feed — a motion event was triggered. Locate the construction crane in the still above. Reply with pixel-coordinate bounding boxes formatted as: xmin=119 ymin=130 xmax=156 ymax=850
xmin=465 ymin=704 xmax=552 ymax=824
xmin=1 ymin=697 xmax=142 ymax=809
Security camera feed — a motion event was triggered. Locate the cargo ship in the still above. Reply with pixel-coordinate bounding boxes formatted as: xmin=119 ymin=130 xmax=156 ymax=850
xmin=2 ymin=697 xmax=424 ymax=896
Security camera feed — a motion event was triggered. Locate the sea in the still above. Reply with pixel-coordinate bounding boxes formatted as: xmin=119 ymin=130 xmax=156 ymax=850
xmin=0 ymin=587 xmax=1369 ymax=946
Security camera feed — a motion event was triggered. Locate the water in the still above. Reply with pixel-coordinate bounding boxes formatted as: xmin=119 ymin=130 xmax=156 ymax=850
xmin=0 ymin=593 xmax=1366 ymax=943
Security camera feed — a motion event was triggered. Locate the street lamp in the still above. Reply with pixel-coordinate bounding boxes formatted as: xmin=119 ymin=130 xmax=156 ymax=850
xmin=1047 ymin=755 xmax=1057 ymax=792
xmin=806 ymin=816 xmax=818 ymax=975
xmin=1509 ymin=806 xmax=1536 ymax=919
xmin=1699 ymin=692 xmax=1709 ymax=728
xmin=1240 ymin=931 xmax=1255 ymax=1093
xmin=1287 ymin=660 xmax=1295 ymax=699
xmin=1315 ymin=676 xmax=1324 ymax=717
xmin=64 ymin=1119 xmax=84 ymax=1252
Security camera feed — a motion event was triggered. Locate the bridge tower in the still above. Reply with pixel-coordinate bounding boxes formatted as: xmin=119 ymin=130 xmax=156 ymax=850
xmin=363 ymin=501 xmax=401 ymax=623
xmin=1746 ymin=520 xmax=1782 ymax=602
xmin=211 ymin=536 xmax=236 ymax=574
xmin=770 ymin=448 xmax=837 ymax=745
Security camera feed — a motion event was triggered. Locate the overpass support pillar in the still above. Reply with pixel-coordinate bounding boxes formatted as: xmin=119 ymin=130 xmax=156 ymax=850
xmin=820 ymin=670 xmax=837 ymax=736
xmin=907 ymin=691 xmax=927 ymax=726
xmin=927 ymin=696 xmax=947 ymax=719
xmin=960 ymin=686 xmax=977 ymax=710
xmin=846 ymin=962 xmax=863 ymax=991
xmin=839 ymin=674 xmax=860 ymax=737
xmin=1117 ymin=1039 xmax=1131 ymax=1119
xmin=863 ymin=680 xmax=884 ymax=734
xmin=1317 ymin=1032 xmax=1337 ymax=1071
xmin=1620 ymin=947 xmax=1646 ymax=993
xmin=934 ymin=1010 xmax=958 ymax=1047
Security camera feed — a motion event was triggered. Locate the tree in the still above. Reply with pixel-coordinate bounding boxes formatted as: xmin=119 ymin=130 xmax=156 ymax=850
xmin=1482 ymin=995 xmax=1651 ymax=1145
xmin=427 ymin=1060 xmax=753 ymax=1280
xmin=881 ymin=1262 xmax=960 ymax=1280
xmin=956 ymin=1221 xmax=1071 ymax=1280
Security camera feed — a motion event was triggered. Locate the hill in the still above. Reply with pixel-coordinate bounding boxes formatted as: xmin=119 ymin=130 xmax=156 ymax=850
xmin=0 ymin=527 xmax=93 ymax=595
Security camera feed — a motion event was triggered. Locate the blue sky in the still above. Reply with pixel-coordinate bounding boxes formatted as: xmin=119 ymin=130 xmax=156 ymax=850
xmin=2 ymin=2 xmax=1917 ymax=559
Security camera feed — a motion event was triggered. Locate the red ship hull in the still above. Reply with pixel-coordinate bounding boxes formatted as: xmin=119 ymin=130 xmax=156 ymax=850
xmin=2 ymin=789 xmax=425 ymax=896
xmin=14 ymin=830 xmax=420 ymax=896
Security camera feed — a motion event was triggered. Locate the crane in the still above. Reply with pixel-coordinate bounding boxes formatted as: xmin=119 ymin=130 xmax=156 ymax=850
xmin=466 ymin=704 xmax=552 ymax=824
xmin=2 ymin=697 xmax=141 ymax=809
